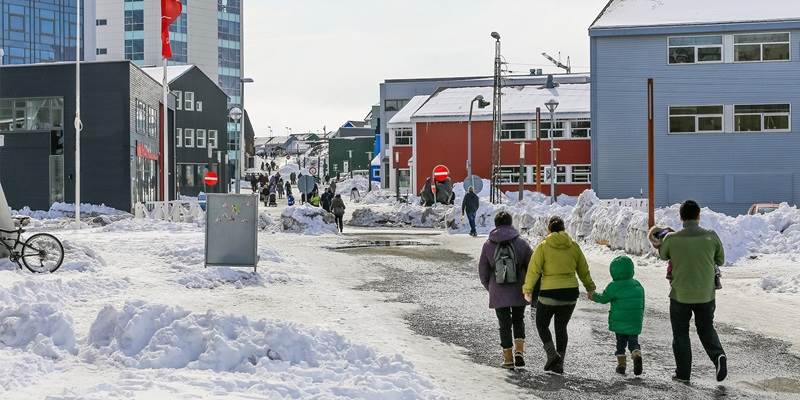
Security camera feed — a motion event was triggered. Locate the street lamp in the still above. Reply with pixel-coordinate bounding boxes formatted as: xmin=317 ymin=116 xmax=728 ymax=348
xmin=467 ymin=94 xmax=490 ymax=183
xmin=229 ymin=106 xmax=244 ymax=193
xmin=239 ymin=77 xmax=254 ymax=186
xmin=545 ymin=98 xmax=559 ymax=203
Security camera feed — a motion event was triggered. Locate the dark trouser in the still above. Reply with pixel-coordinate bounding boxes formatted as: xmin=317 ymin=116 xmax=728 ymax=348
xmin=670 ymin=299 xmax=725 ymax=379
xmin=615 ymin=334 xmax=641 ymax=356
xmin=335 ymin=215 xmax=344 ymax=232
xmin=495 ymin=306 xmax=526 ymax=349
xmin=535 ymin=302 xmax=576 ymax=355
xmin=466 ymin=212 xmax=476 ymax=235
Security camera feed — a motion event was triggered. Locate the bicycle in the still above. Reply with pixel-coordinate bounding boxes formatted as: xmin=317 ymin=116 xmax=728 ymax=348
xmin=0 ymin=216 xmax=64 ymax=273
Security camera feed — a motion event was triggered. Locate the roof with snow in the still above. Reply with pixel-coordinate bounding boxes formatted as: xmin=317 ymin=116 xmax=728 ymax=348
xmin=387 ymin=95 xmax=429 ymax=127
xmin=411 ymin=83 xmax=590 ymax=122
xmin=141 ymin=65 xmax=194 ymax=84
xmin=591 ymin=0 xmax=800 ymax=30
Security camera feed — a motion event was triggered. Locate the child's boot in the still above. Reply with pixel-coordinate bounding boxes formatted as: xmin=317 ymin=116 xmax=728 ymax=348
xmin=513 ymin=339 xmax=525 ymax=367
xmin=501 ymin=348 xmax=515 ymax=370
xmin=616 ymin=355 xmax=627 ymax=374
xmin=631 ymin=350 xmax=643 ymax=376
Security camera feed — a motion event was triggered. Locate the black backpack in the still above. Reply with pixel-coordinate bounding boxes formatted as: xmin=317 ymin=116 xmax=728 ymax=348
xmin=493 ymin=240 xmax=519 ymax=284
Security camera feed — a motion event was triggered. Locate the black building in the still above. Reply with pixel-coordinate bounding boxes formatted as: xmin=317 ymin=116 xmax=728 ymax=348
xmin=144 ymin=65 xmax=229 ymax=197
xmin=0 ymin=61 xmax=174 ymax=212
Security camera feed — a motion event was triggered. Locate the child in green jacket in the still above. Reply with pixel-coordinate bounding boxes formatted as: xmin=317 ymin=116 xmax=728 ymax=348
xmin=592 ymin=256 xmax=645 ymax=376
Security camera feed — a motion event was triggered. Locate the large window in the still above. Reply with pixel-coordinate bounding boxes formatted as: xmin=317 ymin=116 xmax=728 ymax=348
xmin=669 ymin=106 xmax=723 ymax=133
xmin=184 ymin=128 xmax=195 ymax=147
xmin=734 ymin=33 xmax=790 ymax=62
xmin=734 ymin=104 xmax=790 ymax=132
xmin=571 ymin=165 xmax=591 ymax=183
xmin=498 ymin=166 xmax=524 ymax=184
xmin=124 ymin=10 xmax=144 ymax=31
xmin=668 ymin=36 xmax=723 ymax=64
xmin=184 ymin=92 xmax=195 ymax=111
xmin=196 ymin=129 xmax=206 ymax=148
xmin=571 ymin=120 xmax=591 ymax=138
xmin=147 ymin=106 xmax=157 ymax=137
xmin=540 ymin=120 xmax=565 ymax=138
xmin=0 ymin=97 xmax=64 ymax=132
xmin=394 ymin=128 xmax=412 ymax=145
xmin=385 ymin=99 xmax=410 ymax=112
xmin=500 ymin=122 xmax=526 ymax=140
xmin=135 ymin=100 xmax=146 ymax=133
xmin=209 ymin=130 xmax=218 ymax=149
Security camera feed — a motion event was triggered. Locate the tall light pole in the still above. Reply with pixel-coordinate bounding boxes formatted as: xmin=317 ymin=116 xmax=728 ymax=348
xmin=467 ymin=94 xmax=490 ymax=182
xmin=74 ymin=0 xmax=83 ymax=225
xmin=545 ymin=99 xmax=559 ymax=203
xmin=490 ymin=31 xmax=502 ymax=204
xmin=239 ymin=77 xmax=254 ymax=183
xmin=229 ymin=106 xmax=244 ymax=193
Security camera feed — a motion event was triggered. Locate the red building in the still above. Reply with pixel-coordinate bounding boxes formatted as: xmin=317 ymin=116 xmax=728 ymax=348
xmin=386 ymin=81 xmax=591 ymax=197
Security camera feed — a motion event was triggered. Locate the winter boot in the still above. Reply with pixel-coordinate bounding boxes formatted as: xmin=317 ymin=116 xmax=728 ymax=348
xmin=551 ymin=350 xmax=565 ymax=374
xmin=513 ymin=339 xmax=525 ymax=367
xmin=543 ymin=342 xmax=562 ymax=372
xmin=631 ymin=350 xmax=643 ymax=376
xmin=501 ymin=348 xmax=515 ymax=370
xmin=616 ymin=355 xmax=627 ymax=375
xmin=715 ymin=354 xmax=727 ymax=382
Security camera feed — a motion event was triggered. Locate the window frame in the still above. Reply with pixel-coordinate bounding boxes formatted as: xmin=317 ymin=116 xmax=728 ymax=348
xmin=570 ymin=165 xmax=592 ymax=184
xmin=184 ymin=91 xmax=195 ymax=111
xmin=498 ymin=165 xmax=526 ymax=184
xmin=500 ymin=121 xmax=527 ymax=141
xmin=173 ymin=91 xmax=182 ymax=110
xmin=733 ymin=32 xmax=791 ymax=63
xmin=176 ymin=128 xmax=183 ymax=147
xmin=667 ymin=35 xmax=724 ymax=65
xmin=196 ymin=101 xmax=203 ymax=112
xmin=184 ymin=128 xmax=195 ymax=147
xmin=539 ymin=120 xmax=565 ymax=139
xmin=196 ymin=129 xmax=207 ymax=148
xmin=569 ymin=119 xmax=591 ymax=139
xmin=208 ymin=130 xmax=218 ymax=149
xmin=734 ymin=103 xmax=791 ymax=133
xmin=668 ymin=105 xmax=724 ymax=134
xmin=393 ymin=127 xmax=413 ymax=146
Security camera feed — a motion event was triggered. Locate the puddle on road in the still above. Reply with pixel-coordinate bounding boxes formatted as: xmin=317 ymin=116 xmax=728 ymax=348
xmin=326 ymin=240 xmax=440 ymax=251
xmin=745 ymin=377 xmax=800 ymax=394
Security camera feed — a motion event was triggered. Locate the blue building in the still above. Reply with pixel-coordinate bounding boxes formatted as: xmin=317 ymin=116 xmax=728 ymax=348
xmin=0 ymin=0 xmax=95 ymax=64
xmin=590 ymin=0 xmax=800 ymax=215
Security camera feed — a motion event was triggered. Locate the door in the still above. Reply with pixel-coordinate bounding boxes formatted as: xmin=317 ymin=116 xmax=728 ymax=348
xmin=342 ymin=161 xmax=349 ymax=173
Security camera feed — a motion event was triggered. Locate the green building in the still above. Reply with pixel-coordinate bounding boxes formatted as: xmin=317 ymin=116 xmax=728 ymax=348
xmin=328 ymin=136 xmax=376 ymax=178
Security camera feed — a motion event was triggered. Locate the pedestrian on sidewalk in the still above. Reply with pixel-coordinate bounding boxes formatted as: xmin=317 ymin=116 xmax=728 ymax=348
xmin=329 ymin=180 xmax=337 ymax=196
xmin=461 ymin=187 xmax=480 ymax=237
xmin=522 ymin=216 xmax=596 ymax=374
xmin=591 ymin=255 xmax=645 ymax=376
xmin=657 ymin=200 xmax=727 ymax=384
xmin=478 ymin=211 xmax=533 ymax=370
xmin=331 ymin=194 xmax=345 ymax=233
xmin=321 ymin=188 xmax=333 ymax=212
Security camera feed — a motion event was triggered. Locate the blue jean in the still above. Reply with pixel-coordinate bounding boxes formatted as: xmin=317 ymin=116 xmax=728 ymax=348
xmin=466 ymin=212 xmax=476 ymax=234
xmin=615 ymin=334 xmax=641 ymax=356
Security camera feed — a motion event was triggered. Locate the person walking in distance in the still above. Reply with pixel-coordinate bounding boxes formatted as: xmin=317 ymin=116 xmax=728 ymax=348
xmin=522 ymin=216 xmax=596 ymax=374
xmin=591 ymin=256 xmax=645 ymax=376
xmin=461 ymin=187 xmax=480 ymax=237
xmin=331 ymin=194 xmax=345 ymax=233
xmin=478 ymin=211 xmax=533 ymax=369
xmin=657 ymin=200 xmax=727 ymax=383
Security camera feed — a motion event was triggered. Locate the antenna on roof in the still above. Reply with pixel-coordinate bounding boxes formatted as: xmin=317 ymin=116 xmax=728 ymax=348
xmin=541 ymin=52 xmax=571 ymax=74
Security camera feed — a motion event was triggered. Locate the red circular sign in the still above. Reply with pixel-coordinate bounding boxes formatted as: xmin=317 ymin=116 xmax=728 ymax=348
xmin=432 ymin=165 xmax=449 ymax=182
xmin=204 ymin=171 xmax=219 ymax=186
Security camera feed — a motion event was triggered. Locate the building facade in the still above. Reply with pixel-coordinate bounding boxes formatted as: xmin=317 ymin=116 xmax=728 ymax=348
xmin=590 ymin=0 xmax=800 ymax=215
xmin=0 ymin=0 xmax=96 ymax=64
xmin=143 ymin=64 xmax=229 ymax=197
xmin=0 ymin=61 xmax=173 ymax=211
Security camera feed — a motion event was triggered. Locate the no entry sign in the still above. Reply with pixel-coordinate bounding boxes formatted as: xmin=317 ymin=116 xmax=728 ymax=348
xmin=432 ymin=165 xmax=449 ymax=182
xmin=204 ymin=171 xmax=219 ymax=186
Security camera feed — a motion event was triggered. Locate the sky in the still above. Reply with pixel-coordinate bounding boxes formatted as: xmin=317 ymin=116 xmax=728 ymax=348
xmin=243 ymin=0 xmax=609 ymax=137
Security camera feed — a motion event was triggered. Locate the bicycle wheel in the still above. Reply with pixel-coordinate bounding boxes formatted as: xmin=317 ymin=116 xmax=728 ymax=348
xmin=21 ymin=233 xmax=65 ymax=273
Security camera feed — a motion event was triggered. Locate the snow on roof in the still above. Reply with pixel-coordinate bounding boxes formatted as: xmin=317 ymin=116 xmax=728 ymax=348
xmin=592 ymin=0 xmax=800 ymax=29
xmin=141 ymin=65 xmax=194 ymax=84
xmin=387 ymin=95 xmax=430 ymax=127
xmin=411 ymin=84 xmax=590 ymax=121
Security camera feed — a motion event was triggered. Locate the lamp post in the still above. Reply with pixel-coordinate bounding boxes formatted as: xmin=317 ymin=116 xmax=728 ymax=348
xmin=467 ymin=94 xmax=491 ymax=180
xmin=228 ymin=106 xmax=244 ymax=193
xmin=239 ymin=77 xmax=254 ymax=184
xmin=74 ymin=0 xmax=82 ymax=225
xmin=545 ymin=99 xmax=559 ymax=203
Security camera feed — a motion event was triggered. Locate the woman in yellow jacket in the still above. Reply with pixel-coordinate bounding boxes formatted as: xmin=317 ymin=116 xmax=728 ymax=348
xmin=523 ymin=216 xmax=596 ymax=374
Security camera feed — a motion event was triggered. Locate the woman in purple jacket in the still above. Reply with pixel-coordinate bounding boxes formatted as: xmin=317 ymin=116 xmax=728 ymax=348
xmin=478 ymin=211 xmax=534 ymax=369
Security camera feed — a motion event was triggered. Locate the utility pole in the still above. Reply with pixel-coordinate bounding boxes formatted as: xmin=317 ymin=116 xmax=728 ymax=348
xmin=518 ymin=142 xmax=525 ymax=202
xmin=647 ymin=79 xmax=655 ymax=228
xmin=74 ymin=0 xmax=82 ymax=225
xmin=535 ymin=107 xmax=542 ymax=193
xmin=490 ymin=32 xmax=502 ymax=204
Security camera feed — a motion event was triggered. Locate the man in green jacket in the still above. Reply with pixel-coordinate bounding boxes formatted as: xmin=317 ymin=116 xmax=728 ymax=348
xmin=658 ymin=200 xmax=727 ymax=383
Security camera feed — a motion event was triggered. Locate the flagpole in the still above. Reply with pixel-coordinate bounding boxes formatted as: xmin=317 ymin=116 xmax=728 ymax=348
xmin=163 ymin=58 xmax=169 ymax=202
xmin=74 ymin=0 xmax=82 ymax=225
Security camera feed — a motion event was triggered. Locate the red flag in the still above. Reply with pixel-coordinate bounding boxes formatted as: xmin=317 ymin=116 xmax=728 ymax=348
xmin=161 ymin=0 xmax=183 ymax=59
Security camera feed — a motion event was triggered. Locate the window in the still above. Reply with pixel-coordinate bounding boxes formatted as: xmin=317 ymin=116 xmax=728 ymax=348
xmin=571 ymin=165 xmax=591 ymax=183
xmin=136 ymin=100 xmax=146 ymax=134
xmin=96 ymin=19 xmax=107 ymax=26
xmin=124 ymin=10 xmax=144 ymax=31
xmin=384 ymin=99 xmax=410 ymax=112
xmin=196 ymin=129 xmax=206 ymax=148
xmin=498 ymin=166 xmax=524 ymax=184
xmin=208 ymin=130 xmax=218 ymax=149
xmin=734 ymin=104 xmax=790 ymax=132
xmin=734 ymin=33 xmax=790 ymax=62
xmin=196 ymin=101 xmax=203 ymax=112
xmin=184 ymin=128 xmax=195 ymax=147
xmin=669 ymin=106 xmax=723 ymax=133
xmin=185 ymin=164 xmax=195 ymax=187
xmin=176 ymin=128 xmax=183 ymax=147
xmin=570 ymin=120 xmax=591 ymax=138
xmin=147 ymin=106 xmax=157 ymax=137
xmin=96 ymin=48 xmax=107 ymax=55
xmin=394 ymin=128 xmax=412 ymax=145
xmin=500 ymin=122 xmax=526 ymax=140
xmin=173 ymin=91 xmax=182 ymax=110
xmin=0 ymin=97 xmax=64 ymax=132
xmin=540 ymin=121 xmax=565 ymax=138
xmin=668 ymin=36 xmax=723 ymax=64
xmin=184 ymin=92 xmax=195 ymax=111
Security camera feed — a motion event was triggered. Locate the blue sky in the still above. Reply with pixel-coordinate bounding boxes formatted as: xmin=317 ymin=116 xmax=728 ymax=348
xmin=244 ymin=0 xmax=609 ymax=137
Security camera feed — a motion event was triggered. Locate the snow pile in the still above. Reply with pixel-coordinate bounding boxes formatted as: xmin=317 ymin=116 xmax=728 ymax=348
xmin=177 ymin=267 xmax=265 ymax=289
xmin=258 ymin=211 xmax=279 ymax=233
xmin=350 ymin=203 xmax=451 ymax=228
xmin=85 ymin=301 xmax=441 ymax=398
xmin=280 ymin=205 xmax=338 ymax=234
xmin=60 ymin=240 xmax=107 ymax=272
xmin=333 ymin=176 xmax=378 ymax=196
xmin=12 ymin=203 xmax=128 ymax=219
xmin=761 ymin=274 xmax=800 ymax=294
xmin=278 ymin=163 xmax=309 ymax=177
xmin=100 ymin=218 xmax=203 ymax=233
xmin=0 ymin=303 xmax=77 ymax=358
xmin=359 ymin=190 xmax=402 ymax=205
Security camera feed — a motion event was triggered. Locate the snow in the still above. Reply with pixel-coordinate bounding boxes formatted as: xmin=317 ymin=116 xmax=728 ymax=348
xmin=591 ymin=0 xmax=800 ymax=29
xmin=387 ymin=95 xmax=430 ymax=126
xmin=411 ymin=83 xmax=590 ymax=121
xmin=334 ymin=175 xmax=379 ymax=196
xmin=351 ymin=203 xmax=450 ymax=228
xmin=280 ymin=204 xmax=338 ymax=234
xmin=141 ymin=65 xmax=194 ymax=85
xmin=11 ymin=202 xmax=128 ymax=219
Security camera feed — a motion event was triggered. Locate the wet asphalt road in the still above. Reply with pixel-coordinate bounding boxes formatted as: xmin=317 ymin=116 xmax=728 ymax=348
xmin=334 ymin=233 xmax=800 ymax=400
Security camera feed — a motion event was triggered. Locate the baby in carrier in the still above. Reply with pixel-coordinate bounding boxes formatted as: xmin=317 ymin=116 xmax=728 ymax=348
xmin=648 ymin=226 xmax=722 ymax=289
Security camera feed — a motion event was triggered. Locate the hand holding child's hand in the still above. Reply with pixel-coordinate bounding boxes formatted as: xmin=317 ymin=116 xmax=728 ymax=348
xmin=524 ymin=293 xmax=533 ymax=304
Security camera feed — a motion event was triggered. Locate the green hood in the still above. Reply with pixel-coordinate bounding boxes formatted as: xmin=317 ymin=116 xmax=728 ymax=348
xmin=544 ymin=231 xmax=573 ymax=250
xmin=610 ymin=256 xmax=635 ymax=281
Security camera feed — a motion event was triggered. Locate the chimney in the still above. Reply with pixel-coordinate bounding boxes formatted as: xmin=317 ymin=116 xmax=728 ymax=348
xmin=544 ymin=74 xmax=559 ymax=89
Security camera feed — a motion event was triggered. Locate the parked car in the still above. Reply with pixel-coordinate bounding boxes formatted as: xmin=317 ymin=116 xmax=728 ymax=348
xmin=747 ymin=203 xmax=780 ymax=215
